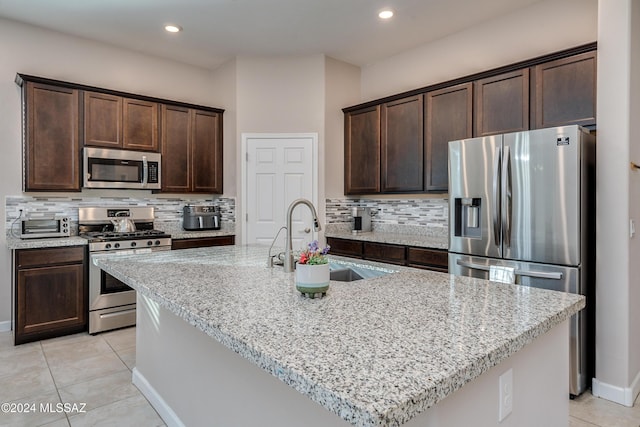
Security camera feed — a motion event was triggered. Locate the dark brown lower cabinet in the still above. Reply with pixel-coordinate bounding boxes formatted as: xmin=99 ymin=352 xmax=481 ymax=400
xmin=363 ymin=242 xmax=406 ymax=265
xmin=407 ymin=247 xmax=448 ymax=273
xmin=171 ymin=235 xmax=235 ymax=250
xmin=326 ymin=237 xmax=448 ymax=273
xmin=15 ymin=246 xmax=87 ymax=345
xmin=326 ymin=237 xmax=363 ymax=258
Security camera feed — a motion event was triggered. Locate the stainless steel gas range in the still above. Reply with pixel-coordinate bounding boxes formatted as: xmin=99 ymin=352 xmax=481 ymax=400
xmin=78 ymin=207 xmax=171 ymax=334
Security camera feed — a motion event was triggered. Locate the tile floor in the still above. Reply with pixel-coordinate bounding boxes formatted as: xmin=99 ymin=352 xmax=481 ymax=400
xmin=0 ymin=327 xmax=638 ymax=427
xmin=0 ymin=327 xmax=164 ymax=427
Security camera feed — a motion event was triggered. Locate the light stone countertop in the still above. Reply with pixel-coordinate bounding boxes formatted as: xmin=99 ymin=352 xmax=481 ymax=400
xmin=154 ymin=220 xmax=235 ymax=240
xmin=5 ymin=235 xmax=87 ymax=250
xmin=324 ymin=223 xmax=448 ymax=250
xmin=94 ymin=244 xmax=584 ymax=427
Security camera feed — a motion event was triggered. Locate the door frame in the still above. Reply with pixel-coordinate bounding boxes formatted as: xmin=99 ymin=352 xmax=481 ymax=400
xmin=240 ymin=132 xmax=319 ymax=245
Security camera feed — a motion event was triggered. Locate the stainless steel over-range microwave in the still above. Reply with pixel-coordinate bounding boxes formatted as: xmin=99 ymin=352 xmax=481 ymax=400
xmin=83 ymin=147 xmax=161 ymax=190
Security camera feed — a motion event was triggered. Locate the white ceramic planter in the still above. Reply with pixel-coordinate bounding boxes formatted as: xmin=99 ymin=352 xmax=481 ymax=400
xmin=295 ymin=263 xmax=330 ymax=297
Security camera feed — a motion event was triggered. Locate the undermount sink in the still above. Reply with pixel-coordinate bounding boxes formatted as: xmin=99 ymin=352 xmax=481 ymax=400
xmin=328 ymin=261 xmax=396 ymax=282
xmin=329 ymin=268 xmax=364 ymax=282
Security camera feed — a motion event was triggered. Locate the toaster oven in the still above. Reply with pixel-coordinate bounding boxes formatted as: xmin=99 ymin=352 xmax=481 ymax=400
xmin=20 ymin=216 xmax=71 ymax=239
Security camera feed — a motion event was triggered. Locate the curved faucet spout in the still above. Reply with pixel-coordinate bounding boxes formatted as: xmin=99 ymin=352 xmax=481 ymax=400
xmin=284 ymin=198 xmax=321 ymax=272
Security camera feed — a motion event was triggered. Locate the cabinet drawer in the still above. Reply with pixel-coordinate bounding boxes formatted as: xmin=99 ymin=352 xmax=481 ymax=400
xmin=172 ymin=236 xmax=235 ymax=250
xmin=364 ymin=242 xmax=406 ymax=265
xmin=17 ymin=246 xmax=85 ymax=268
xmin=407 ymin=247 xmax=448 ymax=270
xmin=326 ymin=238 xmax=363 ymax=258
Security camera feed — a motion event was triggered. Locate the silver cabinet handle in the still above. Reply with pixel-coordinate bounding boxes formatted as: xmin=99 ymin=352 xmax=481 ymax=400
xmin=456 ymin=259 xmax=563 ymax=280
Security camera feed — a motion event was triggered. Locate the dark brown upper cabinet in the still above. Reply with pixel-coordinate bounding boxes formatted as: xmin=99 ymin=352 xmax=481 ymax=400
xmin=474 ymin=69 xmax=530 ymax=136
xmin=84 ymin=91 xmax=159 ymax=152
xmin=23 ymin=82 xmax=81 ymax=192
xmin=532 ymin=51 xmax=597 ymax=129
xmin=161 ymin=105 xmax=223 ymax=194
xmin=425 ymin=83 xmax=473 ymax=192
xmin=381 ymin=95 xmax=424 ymax=192
xmin=344 ymin=105 xmax=381 ymax=194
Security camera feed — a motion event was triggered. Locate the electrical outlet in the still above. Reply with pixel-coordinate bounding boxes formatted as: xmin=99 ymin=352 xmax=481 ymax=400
xmin=498 ymin=368 xmax=513 ymax=422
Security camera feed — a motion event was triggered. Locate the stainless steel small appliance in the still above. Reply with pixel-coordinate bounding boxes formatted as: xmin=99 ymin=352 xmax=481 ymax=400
xmin=351 ymin=207 xmax=372 ymax=234
xmin=448 ymin=125 xmax=595 ymax=397
xmin=79 ymin=207 xmax=171 ymax=334
xmin=83 ymin=147 xmax=161 ymax=190
xmin=20 ymin=213 xmax=71 ymax=239
xmin=183 ymin=205 xmax=221 ymax=231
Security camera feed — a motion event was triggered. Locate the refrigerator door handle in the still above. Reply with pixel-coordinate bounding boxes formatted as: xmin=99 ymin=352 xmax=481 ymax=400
xmin=492 ymin=147 xmax=501 ymax=246
xmin=502 ymin=145 xmax=512 ymax=247
xmin=455 ymin=259 xmax=564 ymax=280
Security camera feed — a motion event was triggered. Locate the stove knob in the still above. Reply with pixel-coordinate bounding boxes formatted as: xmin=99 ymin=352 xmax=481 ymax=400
xmin=131 ymin=242 xmax=137 ymax=247
xmin=155 ymin=240 xmax=161 ymax=246
xmin=147 ymin=240 xmax=153 ymax=246
xmin=114 ymin=243 xmax=120 ymax=249
xmin=105 ymin=243 xmax=112 ymax=249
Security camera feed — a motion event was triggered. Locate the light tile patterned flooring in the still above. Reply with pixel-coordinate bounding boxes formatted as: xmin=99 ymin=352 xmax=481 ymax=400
xmin=0 ymin=326 xmax=638 ymax=427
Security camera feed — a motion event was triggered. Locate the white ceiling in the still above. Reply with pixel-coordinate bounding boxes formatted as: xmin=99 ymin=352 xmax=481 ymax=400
xmin=0 ymin=0 xmax=543 ymax=70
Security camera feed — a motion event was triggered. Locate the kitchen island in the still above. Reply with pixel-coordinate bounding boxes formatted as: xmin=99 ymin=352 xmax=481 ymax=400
xmin=94 ymin=245 xmax=584 ymax=427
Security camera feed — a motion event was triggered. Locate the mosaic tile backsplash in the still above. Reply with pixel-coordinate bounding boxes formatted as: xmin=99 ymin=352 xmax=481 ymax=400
xmin=325 ymin=198 xmax=448 ymax=228
xmin=5 ymin=195 xmax=236 ymax=235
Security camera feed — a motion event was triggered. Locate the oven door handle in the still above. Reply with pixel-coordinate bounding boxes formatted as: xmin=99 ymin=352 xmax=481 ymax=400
xmin=91 ymin=248 xmax=153 ymax=266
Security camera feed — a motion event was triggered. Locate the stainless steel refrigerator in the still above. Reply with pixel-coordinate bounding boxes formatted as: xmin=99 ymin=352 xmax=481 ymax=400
xmin=448 ymin=125 xmax=595 ymax=397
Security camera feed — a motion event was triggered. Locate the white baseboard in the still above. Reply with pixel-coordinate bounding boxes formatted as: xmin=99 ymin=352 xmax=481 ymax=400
xmin=592 ymin=372 xmax=640 ymax=407
xmin=0 ymin=321 xmax=11 ymax=332
xmin=132 ymin=368 xmax=185 ymax=427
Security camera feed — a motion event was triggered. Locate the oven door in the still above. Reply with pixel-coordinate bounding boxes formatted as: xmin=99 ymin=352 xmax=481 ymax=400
xmin=89 ymin=249 xmax=151 ymax=310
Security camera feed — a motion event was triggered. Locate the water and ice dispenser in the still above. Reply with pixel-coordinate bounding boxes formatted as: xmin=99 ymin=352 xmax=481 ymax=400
xmin=453 ymin=198 xmax=482 ymax=238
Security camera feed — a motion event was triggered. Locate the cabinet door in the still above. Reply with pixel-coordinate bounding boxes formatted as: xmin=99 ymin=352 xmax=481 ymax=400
xmin=16 ymin=263 xmax=86 ymax=344
xmin=326 ymin=238 xmax=363 ymax=258
xmin=474 ymin=69 xmax=529 ymax=136
xmin=425 ymin=83 xmax=472 ymax=192
xmin=381 ymin=95 xmax=424 ymax=192
xmin=192 ymin=110 xmax=223 ymax=193
xmin=161 ymin=105 xmax=191 ymax=192
xmin=123 ymin=98 xmax=159 ymax=151
xmin=344 ymin=106 xmax=380 ymax=194
xmin=25 ymin=82 xmax=80 ymax=191
xmin=533 ymin=52 xmax=597 ymax=129
xmin=84 ymin=91 xmax=122 ymax=148
xmin=363 ymin=242 xmax=406 ymax=265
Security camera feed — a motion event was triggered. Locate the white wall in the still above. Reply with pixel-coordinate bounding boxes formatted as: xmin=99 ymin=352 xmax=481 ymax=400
xmin=209 ymin=58 xmax=238 ymax=196
xmin=234 ymin=55 xmax=326 ymax=243
xmin=591 ymin=0 xmax=640 ymax=406
xmin=360 ymin=0 xmax=598 ymax=101
xmin=324 ymin=57 xmax=361 ymax=199
xmin=0 ymin=18 xmax=225 ymax=327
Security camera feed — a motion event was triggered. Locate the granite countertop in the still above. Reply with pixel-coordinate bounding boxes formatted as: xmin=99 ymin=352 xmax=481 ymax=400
xmin=324 ymin=223 xmax=448 ymax=250
xmin=94 ymin=245 xmax=584 ymax=427
xmin=154 ymin=220 xmax=235 ymax=240
xmin=4 ymin=221 xmax=236 ymax=250
xmin=5 ymin=235 xmax=88 ymax=250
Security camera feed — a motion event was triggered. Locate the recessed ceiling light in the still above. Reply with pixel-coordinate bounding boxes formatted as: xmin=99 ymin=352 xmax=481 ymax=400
xmin=164 ymin=24 xmax=183 ymax=33
xmin=378 ymin=10 xmax=394 ymax=20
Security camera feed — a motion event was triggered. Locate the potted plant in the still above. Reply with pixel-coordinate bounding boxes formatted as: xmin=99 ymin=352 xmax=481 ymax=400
xmin=296 ymin=240 xmax=331 ymax=298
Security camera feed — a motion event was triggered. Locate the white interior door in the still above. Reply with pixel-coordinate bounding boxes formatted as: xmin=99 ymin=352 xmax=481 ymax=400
xmin=244 ymin=134 xmax=316 ymax=250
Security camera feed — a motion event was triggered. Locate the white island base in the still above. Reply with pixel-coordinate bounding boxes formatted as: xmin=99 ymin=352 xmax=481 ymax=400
xmin=132 ymin=294 xmax=570 ymax=427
